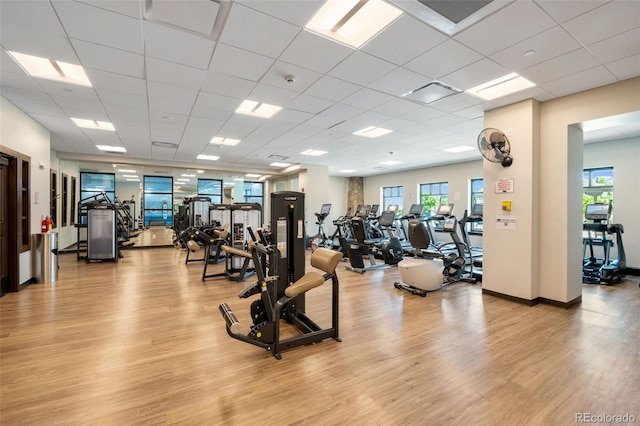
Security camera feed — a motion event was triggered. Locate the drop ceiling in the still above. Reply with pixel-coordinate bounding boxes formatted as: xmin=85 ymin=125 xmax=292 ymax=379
xmin=1 ymin=0 xmax=639 ymax=181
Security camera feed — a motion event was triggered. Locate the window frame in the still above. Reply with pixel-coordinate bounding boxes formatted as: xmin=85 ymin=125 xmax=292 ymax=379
xmin=382 ymin=185 xmax=404 ymax=216
xmin=582 ymin=167 xmax=613 ymax=221
xmin=469 ymin=178 xmax=484 ymax=233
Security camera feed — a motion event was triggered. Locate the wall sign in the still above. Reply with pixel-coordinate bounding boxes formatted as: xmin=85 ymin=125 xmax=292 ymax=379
xmin=495 ymin=178 xmax=514 ymax=193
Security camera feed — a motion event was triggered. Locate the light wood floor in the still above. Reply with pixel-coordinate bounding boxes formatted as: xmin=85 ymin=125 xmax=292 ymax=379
xmin=1 ymin=248 xmax=638 ymax=425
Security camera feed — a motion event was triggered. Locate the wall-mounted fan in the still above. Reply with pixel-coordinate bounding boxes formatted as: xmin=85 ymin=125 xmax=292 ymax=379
xmin=477 ymin=128 xmax=513 ymax=167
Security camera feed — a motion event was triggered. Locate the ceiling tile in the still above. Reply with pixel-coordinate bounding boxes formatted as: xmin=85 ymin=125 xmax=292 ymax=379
xmin=286 ymin=94 xmax=333 ymax=114
xmin=0 ymin=23 xmax=79 ymax=63
xmin=76 ymin=0 xmax=142 ymax=19
xmin=52 ymin=0 xmax=144 ymax=54
xmin=192 ymin=91 xmax=240 ymax=114
xmin=201 ymin=72 xmax=256 ymax=99
xmin=340 ymin=88 xmax=395 ymax=111
xmin=535 ymin=0 xmax=609 ymax=23
xmin=96 ymin=88 xmax=147 ymax=109
xmin=304 ymin=76 xmax=361 ymax=102
xmin=0 ymin=0 xmax=65 ymax=34
xmin=249 ymin=83 xmax=300 ymax=106
xmin=11 ymin=99 xmax=67 ymax=118
xmin=562 ymin=0 xmax=640 ymax=46
xmin=454 ymin=1 xmax=557 ymax=56
xmin=369 ymin=67 xmax=434 ymax=97
xmin=147 ymin=82 xmax=198 ymax=115
xmin=51 ymin=93 xmax=108 ymax=119
xmin=540 ymin=66 xmax=617 ymax=97
xmin=260 ymin=61 xmax=322 ymax=93
xmin=441 ymin=58 xmax=509 ymax=91
xmin=84 ymin=69 xmax=147 ymax=95
xmin=236 ymin=0 xmax=323 ymax=26
xmin=372 ymin=98 xmax=423 ymax=117
xmin=361 ymin=14 xmax=448 ymax=66
xmin=142 ymin=21 xmax=215 ymax=70
xmin=405 ymin=39 xmax=482 ymax=79
xmin=278 ymin=30 xmax=354 ymax=74
xmin=145 ymin=57 xmax=206 ymax=90
xmin=209 ymin=43 xmax=274 ymax=82
xmin=588 ymin=28 xmax=640 ymax=64
xmin=520 ymin=48 xmax=600 ymax=84
xmin=428 ymin=92 xmax=485 ymax=114
xmin=72 ymin=39 xmax=145 ymax=78
xmin=605 ymin=54 xmax=640 ymax=80
xmin=490 ymin=26 xmax=582 ymax=71
xmin=219 ymin=3 xmax=300 ymax=59
xmin=328 ymin=51 xmax=396 ymax=86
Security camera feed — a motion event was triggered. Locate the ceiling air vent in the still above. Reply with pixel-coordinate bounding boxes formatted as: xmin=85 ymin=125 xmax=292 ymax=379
xmin=268 ymin=154 xmax=289 ymax=161
xmin=144 ymin=0 xmax=231 ymax=40
xmin=403 ymin=80 xmax=461 ymax=105
xmin=417 ymin=0 xmax=492 ymax=24
xmin=152 ymin=141 xmax=178 ymax=149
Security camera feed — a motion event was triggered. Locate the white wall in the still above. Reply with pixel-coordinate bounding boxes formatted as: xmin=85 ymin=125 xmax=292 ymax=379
xmin=50 ymin=153 xmax=81 ymax=249
xmin=483 ymin=99 xmax=540 ymax=300
xmin=1 ymin=96 xmax=51 ymax=284
xmin=363 ymin=160 xmax=483 ymax=213
xmin=583 ymin=138 xmax=640 ymax=267
xmin=538 ymin=77 xmax=640 ymax=302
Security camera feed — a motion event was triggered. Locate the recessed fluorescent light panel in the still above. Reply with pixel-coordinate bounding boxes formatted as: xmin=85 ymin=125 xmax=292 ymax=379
xmin=197 ymin=170 xmax=204 ymax=173
xmin=177 ymin=178 xmax=190 ymax=182
xmin=245 ymin=173 xmax=261 ymax=178
xmin=270 ymin=162 xmax=291 ymax=167
xmin=96 ymin=145 xmax=126 ymax=153
xmin=235 ymin=100 xmax=282 ymax=118
xmin=301 ymin=149 xmax=327 ymax=156
xmin=466 ymin=73 xmax=536 ymax=100
xmin=122 ymin=175 xmax=138 ymax=178
xmin=8 ymin=51 xmax=92 ymax=87
xmin=443 ymin=145 xmax=475 ymax=153
xmin=118 ymin=169 xmax=136 ymax=173
xmin=210 ymin=136 xmax=240 ymax=146
xmin=340 ymin=169 xmax=357 ymax=173
xmin=126 ymin=178 xmax=140 ymax=182
xmin=380 ymin=160 xmax=402 ymax=165
xmin=353 ymin=126 xmax=393 ymax=138
xmin=306 ymin=0 xmax=403 ymax=48
xmin=197 ymin=154 xmax=220 ymax=161
xmin=181 ymin=173 xmax=196 ymax=177
xmin=71 ymin=118 xmax=115 ymax=131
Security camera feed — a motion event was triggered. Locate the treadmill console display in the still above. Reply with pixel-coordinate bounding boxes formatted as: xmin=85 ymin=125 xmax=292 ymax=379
xmin=443 ymin=217 xmax=456 ymax=232
xmin=471 ymin=203 xmax=483 ymax=217
xmin=320 ymin=203 xmax=332 ymax=215
xmin=436 ymin=204 xmax=454 ymax=216
xmin=408 ymin=204 xmax=423 ymax=216
xmin=585 ymin=204 xmax=610 ymax=222
xmin=378 ymin=211 xmax=396 ymax=227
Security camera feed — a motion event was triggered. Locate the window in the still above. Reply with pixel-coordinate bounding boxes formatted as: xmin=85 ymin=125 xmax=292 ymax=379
xmin=244 ymin=181 xmax=264 ymax=206
xmin=80 ymin=172 xmax=116 ymax=224
xmin=382 ymin=186 xmax=403 ymax=216
xmin=143 ymin=176 xmax=173 ymax=226
xmin=419 ymin=182 xmax=448 ymax=217
xmin=470 ymin=178 xmax=484 ymax=233
xmin=583 ymin=167 xmax=613 ymax=220
xmin=198 ymin=178 xmax=223 ymax=204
